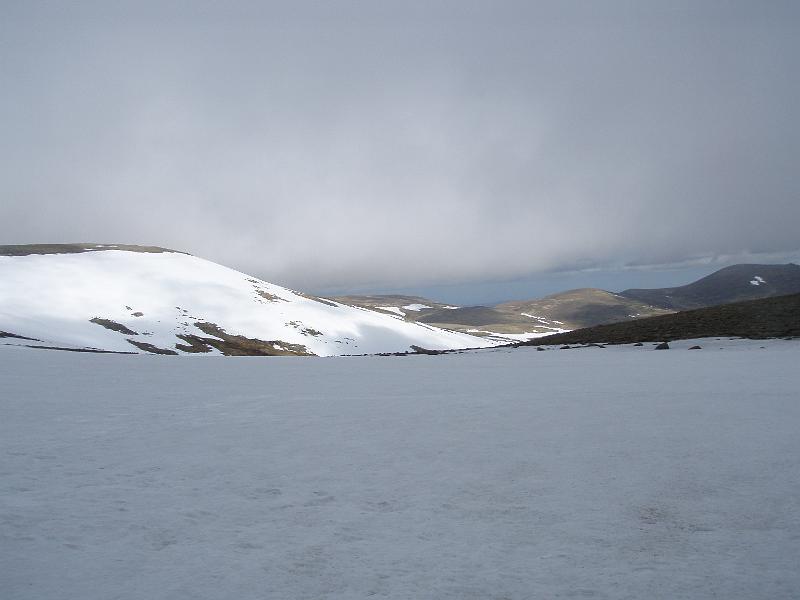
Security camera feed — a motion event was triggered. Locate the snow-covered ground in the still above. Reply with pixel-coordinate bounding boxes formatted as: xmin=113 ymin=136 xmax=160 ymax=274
xmin=2 ymin=339 xmax=799 ymax=599
xmin=468 ymin=328 xmax=571 ymax=342
xmin=0 ymin=249 xmax=493 ymax=355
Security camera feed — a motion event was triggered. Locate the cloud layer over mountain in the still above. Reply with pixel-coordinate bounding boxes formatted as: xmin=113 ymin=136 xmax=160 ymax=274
xmin=2 ymin=1 xmax=798 ymax=290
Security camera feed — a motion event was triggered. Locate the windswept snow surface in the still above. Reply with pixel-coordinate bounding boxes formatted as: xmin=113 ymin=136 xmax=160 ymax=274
xmin=0 ymin=250 xmax=493 ymax=355
xmin=2 ymin=339 xmax=799 ymax=599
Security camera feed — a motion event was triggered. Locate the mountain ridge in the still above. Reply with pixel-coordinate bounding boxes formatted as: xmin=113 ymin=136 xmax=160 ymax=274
xmin=620 ymin=263 xmax=800 ymax=310
xmin=338 ymin=263 xmax=800 ymax=340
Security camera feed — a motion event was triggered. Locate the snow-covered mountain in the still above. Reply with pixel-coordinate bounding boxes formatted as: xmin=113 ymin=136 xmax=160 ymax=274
xmin=0 ymin=244 xmax=495 ymax=356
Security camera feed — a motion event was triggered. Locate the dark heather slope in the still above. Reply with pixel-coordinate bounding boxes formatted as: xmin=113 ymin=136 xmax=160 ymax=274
xmin=620 ymin=263 xmax=800 ymax=310
xmin=518 ymin=293 xmax=800 ymax=346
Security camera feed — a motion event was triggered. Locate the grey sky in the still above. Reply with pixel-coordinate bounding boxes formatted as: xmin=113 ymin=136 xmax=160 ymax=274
xmin=2 ymin=1 xmax=799 ymax=302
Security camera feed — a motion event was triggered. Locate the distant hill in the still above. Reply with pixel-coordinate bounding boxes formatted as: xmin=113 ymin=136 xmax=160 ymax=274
xmin=412 ymin=288 xmax=670 ymax=339
xmin=416 ymin=305 xmax=568 ymax=339
xmin=518 ymin=293 xmax=800 ymax=346
xmin=340 ymin=287 xmax=678 ymax=340
xmin=495 ymin=288 xmax=672 ymax=329
xmin=620 ymin=263 xmax=800 ymax=310
xmin=331 ymin=294 xmax=563 ymax=341
xmin=339 ymin=288 xmax=671 ymax=341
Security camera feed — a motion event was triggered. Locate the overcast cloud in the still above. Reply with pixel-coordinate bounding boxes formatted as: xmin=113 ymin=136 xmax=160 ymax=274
xmin=1 ymin=1 xmax=798 ymax=294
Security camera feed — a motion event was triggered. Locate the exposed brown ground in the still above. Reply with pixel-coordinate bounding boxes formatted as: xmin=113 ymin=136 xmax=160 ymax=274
xmin=126 ymin=340 xmax=179 ymax=355
xmin=176 ymin=322 xmax=312 ymax=356
xmin=90 ymin=318 xmax=138 ymax=336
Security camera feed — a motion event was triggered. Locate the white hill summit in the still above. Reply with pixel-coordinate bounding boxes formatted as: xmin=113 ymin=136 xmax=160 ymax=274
xmin=0 ymin=244 xmax=495 ymax=356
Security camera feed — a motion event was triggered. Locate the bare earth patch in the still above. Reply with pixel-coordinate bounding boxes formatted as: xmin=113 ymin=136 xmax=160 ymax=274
xmin=126 ymin=339 xmax=179 ymax=355
xmin=176 ymin=322 xmax=312 ymax=356
xmin=255 ymin=289 xmax=286 ymax=303
xmin=89 ymin=318 xmax=138 ymax=336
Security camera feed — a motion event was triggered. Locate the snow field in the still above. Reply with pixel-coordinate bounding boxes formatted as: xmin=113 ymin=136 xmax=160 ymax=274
xmin=1 ymin=340 xmax=799 ymax=599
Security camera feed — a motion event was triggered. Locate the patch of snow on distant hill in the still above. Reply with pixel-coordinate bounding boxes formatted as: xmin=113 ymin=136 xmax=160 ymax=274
xmin=402 ymin=303 xmax=431 ymax=311
xmin=521 ymin=312 xmax=554 ymax=323
xmin=750 ymin=275 xmax=766 ymax=286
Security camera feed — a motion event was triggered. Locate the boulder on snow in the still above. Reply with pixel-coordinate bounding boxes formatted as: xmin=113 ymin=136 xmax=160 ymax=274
xmin=654 ymin=342 xmax=670 ymax=350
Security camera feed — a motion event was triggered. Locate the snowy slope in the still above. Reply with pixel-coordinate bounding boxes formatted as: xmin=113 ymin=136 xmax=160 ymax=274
xmin=0 ymin=247 xmax=495 ymax=356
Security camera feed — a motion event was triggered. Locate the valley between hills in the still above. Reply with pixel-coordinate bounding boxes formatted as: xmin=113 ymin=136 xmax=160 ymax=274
xmin=333 ymin=263 xmax=800 ymax=342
